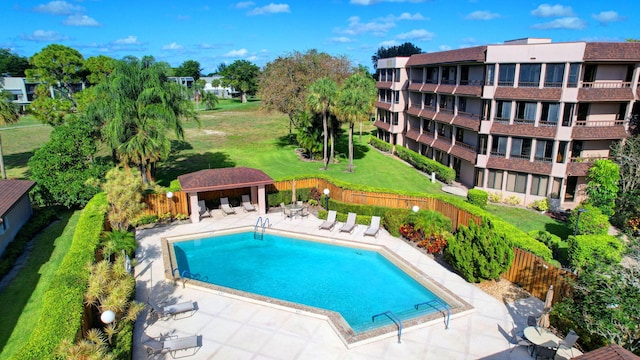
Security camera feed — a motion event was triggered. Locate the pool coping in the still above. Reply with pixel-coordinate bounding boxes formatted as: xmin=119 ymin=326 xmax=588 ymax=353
xmin=160 ymin=226 xmax=475 ymax=348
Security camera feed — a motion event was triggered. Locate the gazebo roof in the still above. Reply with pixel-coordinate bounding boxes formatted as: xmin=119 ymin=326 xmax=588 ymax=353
xmin=177 ymin=167 xmax=274 ymax=193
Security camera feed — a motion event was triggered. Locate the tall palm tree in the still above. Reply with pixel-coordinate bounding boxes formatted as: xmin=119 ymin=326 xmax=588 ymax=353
xmin=0 ymin=90 xmax=20 ymax=179
xmin=87 ymin=57 xmax=197 ymax=184
xmin=335 ymin=72 xmax=377 ymax=172
xmin=306 ymin=77 xmax=338 ymax=169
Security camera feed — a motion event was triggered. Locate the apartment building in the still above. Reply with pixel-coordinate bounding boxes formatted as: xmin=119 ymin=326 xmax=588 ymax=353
xmin=375 ymin=38 xmax=640 ymax=210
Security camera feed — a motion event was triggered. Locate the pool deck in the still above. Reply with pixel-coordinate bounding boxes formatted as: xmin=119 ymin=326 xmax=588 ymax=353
xmin=133 ymin=209 xmax=544 ymax=360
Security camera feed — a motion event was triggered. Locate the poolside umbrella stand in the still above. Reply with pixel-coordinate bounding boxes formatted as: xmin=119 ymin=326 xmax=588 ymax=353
xmin=538 ymin=285 xmax=553 ymax=328
xmin=291 ymin=179 xmax=296 ymax=203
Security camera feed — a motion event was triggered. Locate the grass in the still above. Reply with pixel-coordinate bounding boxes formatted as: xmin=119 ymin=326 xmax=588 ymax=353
xmin=0 ymin=209 xmax=77 ymax=359
xmin=0 ymin=115 xmax=52 ymax=180
xmin=485 ymin=203 xmax=573 ymax=240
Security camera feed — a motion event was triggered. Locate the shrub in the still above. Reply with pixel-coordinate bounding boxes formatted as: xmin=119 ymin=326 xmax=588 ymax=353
xmin=368 ymin=137 xmax=393 ymax=153
xmin=444 ymin=221 xmax=514 ymax=283
xmin=528 ymin=230 xmax=562 ymax=249
xmin=467 ymin=189 xmax=488 ymax=208
xmin=568 ymin=203 xmax=610 ymax=236
xmin=568 ymin=234 xmax=625 ymax=271
xmin=503 ymin=195 xmax=522 ymax=206
xmin=395 ymin=146 xmax=456 ymax=184
xmin=488 ymin=192 xmax=502 ymax=203
xmin=529 ymin=198 xmax=550 ymax=212
xmin=131 ymin=214 xmax=158 ymax=227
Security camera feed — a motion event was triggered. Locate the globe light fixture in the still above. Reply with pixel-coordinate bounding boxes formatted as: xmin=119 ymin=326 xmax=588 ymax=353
xmin=412 ymin=205 xmax=420 ymax=213
xmin=101 ymin=309 xmax=116 ymax=324
xmin=323 ymin=188 xmax=330 ymax=210
xmin=166 ymin=191 xmax=174 ymax=222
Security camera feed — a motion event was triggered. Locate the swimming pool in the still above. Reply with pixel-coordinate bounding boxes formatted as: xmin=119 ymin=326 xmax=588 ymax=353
xmin=163 ymin=229 xmax=471 ymax=345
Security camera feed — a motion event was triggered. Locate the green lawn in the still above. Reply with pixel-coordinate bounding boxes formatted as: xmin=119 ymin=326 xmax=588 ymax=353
xmin=0 ymin=116 xmax=52 ymax=180
xmin=484 ymin=204 xmax=573 ymax=240
xmin=0 ymin=209 xmax=77 ymax=359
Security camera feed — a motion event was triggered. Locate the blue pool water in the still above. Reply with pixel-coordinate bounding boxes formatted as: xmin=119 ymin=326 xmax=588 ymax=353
xmin=172 ymin=232 xmax=446 ymax=332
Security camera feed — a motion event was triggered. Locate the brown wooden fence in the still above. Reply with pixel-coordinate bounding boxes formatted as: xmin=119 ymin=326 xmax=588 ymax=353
xmin=141 ymin=192 xmax=188 ymax=217
xmin=502 ymin=248 xmax=576 ymax=305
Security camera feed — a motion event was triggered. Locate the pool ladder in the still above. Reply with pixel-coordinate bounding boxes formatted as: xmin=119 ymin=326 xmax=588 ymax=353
xmin=254 ymin=217 xmax=270 ymax=239
xmin=414 ymin=299 xmax=450 ymax=329
xmin=372 ymin=311 xmax=402 ymax=343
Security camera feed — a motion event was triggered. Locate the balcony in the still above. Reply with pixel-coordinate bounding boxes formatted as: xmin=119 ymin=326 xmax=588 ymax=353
xmin=572 ymin=120 xmax=628 ymax=140
xmin=581 ymin=81 xmax=632 ymax=88
xmin=450 ymin=142 xmax=478 ymax=163
xmin=578 ymin=82 xmax=635 ymax=102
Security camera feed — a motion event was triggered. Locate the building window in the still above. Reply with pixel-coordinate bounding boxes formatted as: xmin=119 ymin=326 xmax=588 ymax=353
xmin=506 ymin=171 xmax=527 ymax=193
xmin=518 ymin=64 xmax=541 ymax=87
xmin=394 ymin=90 xmax=400 ymax=104
xmin=540 ymin=103 xmax=560 ymax=125
xmin=426 ymin=67 xmax=438 ymax=83
xmin=498 ymin=64 xmax=516 ymax=86
xmin=392 ymin=113 xmax=398 ymax=125
xmin=424 ymin=93 xmax=434 ymax=108
xmin=440 ymin=95 xmax=452 ymax=110
xmin=487 ymin=169 xmax=503 ymax=190
xmin=423 ymin=119 xmax=431 ymax=132
xmin=535 ymin=140 xmax=554 ymax=162
xmin=491 ymin=136 xmax=507 ymax=157
xmin=395 ymin=68 xmax=401 ymax=82
xmin=478 ymin=135 xmax=488 ymax=155
xmin=567 ymin=63 xmax=580 ymax=87
xmin=510 ymin=138 xmax=532 ymax=159
xmin=455 ymin=128 xmax=464 ymax=142
xmin=544 ymin=64 xmax=565 ymax=87
xmin=515 ymin=101 xmax=536 ymax=123
xmin=458 ymin=97 xmax=467 ymax=113
xmin=531 ymin=175 xmax=549 ymax=196
xmin=577 ymin=103 xmax=589 ymax=122
xmin=486 ymin=64 xmax=495 ymax=86
xmin=562 ymin=103 xmax=575 ymax=126
xmin=495 ymin=100 xmax=512 ymax=122
xmin=550 ymin=177 xmax=562 ymax=199
xmin=556 ymin=141 xmax=567 ymax=163
xmin=475 ymin=168 xmax=484 ymax=187
xmin=442 ymin=66 xmax=456 ymax=84
xmin=437 ymin=123 xmax=447 ymax=137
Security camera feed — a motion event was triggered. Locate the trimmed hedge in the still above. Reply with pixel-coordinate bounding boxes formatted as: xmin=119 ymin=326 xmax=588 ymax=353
xmin=12 ymin=193 xmax=108 ymax=360
xmin=395 ymin=146 xmax=456 ymax=184
xmin=368 ymin=137 xmax=393 ymax=153
xmin=467 ymin=189 xmax=488 ymax=209
xmin=568 ymin=234 xmax=625 ymax=271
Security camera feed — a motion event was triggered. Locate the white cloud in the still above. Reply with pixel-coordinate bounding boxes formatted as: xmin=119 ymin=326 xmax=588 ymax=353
xmin=351 ymin=0 xmax=428 ymax=5
xmin=63 ymin=14 xmax=100 ymax=26
xmin=466 ymin=10 xmax=500 ymax=20
xmin=248 ymin=3 xmax=290 ymax=16
xmin=439 ymin=45 xmax=452 ymax=51
xmin=338 ymin=16 xmax=395 ymax=36
xmin=224 ymin=49 xmax=248 ymax=57
xmin=247 ymin=55 xmax=259 ymax=61
xmin=162 ymin=42 xmax=183 ymax=50
xmin=33 ymin=1 xmax=83 ymax=15
xmin=21 ymin=30 xmax=68 ymax=42
xmin=531 ymin=17 xmax=586 ymax=30
xmin=531 ymin=4 xmax=574 ymax=18
xmin=390 ymin=12 xmax=425 ymax=21
xmin=235 ymin=1 xmax=255 ymax=8
xmin=396 ymin=29 xmax=435 ymax=41
xmin=379 ymin=40 xmax=398 ymax=47
xmin=329 ymin=37 xmax=353 ymax=43
xmin=198 ymin=43 xmax=223 ymax=49
xmin=592 ymin=11 xmax=625 ymax=24
xmin=113 ymin=36 xmax=140 ymax=45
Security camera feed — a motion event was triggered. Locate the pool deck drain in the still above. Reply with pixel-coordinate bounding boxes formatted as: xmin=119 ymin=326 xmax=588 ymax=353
xmin=134 ymin=210 xmax=541 ymax=359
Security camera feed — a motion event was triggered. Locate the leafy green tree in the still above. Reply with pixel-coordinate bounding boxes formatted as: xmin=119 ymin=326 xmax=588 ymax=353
xmin=586 ymin=159 xmax=620 ymax=216
xmin=569 ymin=203 xmax=611 ymax=236
xmin=202 ymin=91 xmax=219 ymax=110
xmin=0 ymin=90 xmax=20 ymax=179
xmin=371 ymin=42 xmax=422 ymax=70
xmin=28 ymin=116 xmax=108 ymax=208
xmin=87 ymin=56 xmax=197 ymax=184
xmin=552 ymin=255 xmax=640 ymax=355
xmin=258 ymin=50 xmax=352 ymax=137
xmin=334 ymin=71 xmax=376 ymax=172
xmin=444 ymin=221 xmax=514 ymax=283
xmin=219 ymin=60 xmax=260 ymax=103
xmin=306 ymin=77 xmax=338 ymax=169
xmin=83 ymin=55 xmax=117 ymax=85
xmin=611 ymin=136 xmax=640 ymax=230
xmin=175 ymin=59 xmax=202 ymax=80
xmin=295 ymin=111 xmax=323 ymax=159
xmin=102 ymin=167 xmax=146 ymax=231
xmin=0 ymin=48 xmax=30 ymax=76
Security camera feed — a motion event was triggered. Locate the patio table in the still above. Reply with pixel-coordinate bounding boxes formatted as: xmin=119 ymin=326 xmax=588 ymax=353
xmin=285 ymin=204 xmax=304 ymax=218
xmin=524 ymin=326 xmax=561 ymax=357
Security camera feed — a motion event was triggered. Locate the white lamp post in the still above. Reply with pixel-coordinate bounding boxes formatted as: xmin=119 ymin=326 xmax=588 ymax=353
xmin=323 ymin=188 xmax=330 ymax=210
xmin=101 ymin=309 xmax=116 ymax=324
xmin=166 ymin=191 xmax=174 ymax=222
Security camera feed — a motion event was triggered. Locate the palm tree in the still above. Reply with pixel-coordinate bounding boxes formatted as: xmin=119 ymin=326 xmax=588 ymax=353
xmin=306 ymin=77 xmax=338 ymax=170
xmin=87 ymin=57 xmax=197 ymax=184
xmin=0 ymin=90 xmax=20 ymax=179
xmin=334 ymin=72 xmax=377 ymax=172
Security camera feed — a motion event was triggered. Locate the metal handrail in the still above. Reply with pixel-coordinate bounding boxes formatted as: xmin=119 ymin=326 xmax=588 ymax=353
xmin=372 ymin=311 xmax=403 ymax=343
xmin=415 ymin=299 xmax=450 ymax=329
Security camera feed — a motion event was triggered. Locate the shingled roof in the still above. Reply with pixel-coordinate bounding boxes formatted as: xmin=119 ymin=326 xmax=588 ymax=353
xmin=0 ymin=180 xmax=35 ymax=217
xmin=573 ymin=344 xmax=640 ymax=360
xmin=584 ymin=42 xmax=640 ymax=61
xmin=177 ymin=167 xmax=274 ymax=192
xmin=406 ymin=46 xmax=487 ymax=66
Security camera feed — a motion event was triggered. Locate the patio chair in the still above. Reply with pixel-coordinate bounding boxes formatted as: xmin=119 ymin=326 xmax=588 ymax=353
xmin=148 ymin=299 xmax=198 ymax=320
xmin=280 ymin=203 xmax=293 ymax=219
xmin=220 ymin=197 xmax=236 ymax=215
xmin=364 ymin=216 xmax=381 ymax=238
xmin=558 ymin=330 xmax=579 ymax=349
xmin=510 ymin=323 xmax=533 ymax=355
xmin=198 ymin=200 xmax=211 ymax=219
xmin=299 ymin=206 xmax=309 ymax=219
xmin=241 ymin=195 xmax=256 ymax=212
xmin=339 ymin=212 xmax=357 ymax=234
xmin=319 ymin=210 xmax=337 ymax=230
xmin=535 ymin=345 xmax=557 ymax=360
xmin=143 ymin=333 xmax=202 ymax=358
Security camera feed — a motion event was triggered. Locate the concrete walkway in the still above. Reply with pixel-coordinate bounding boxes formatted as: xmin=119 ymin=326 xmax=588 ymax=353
xmin=133 ymin=209 xmax=542 ymax=359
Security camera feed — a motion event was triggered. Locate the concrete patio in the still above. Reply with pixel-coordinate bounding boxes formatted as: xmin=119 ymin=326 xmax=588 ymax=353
xmin=133 ymin=208 xmax=544 ymax=359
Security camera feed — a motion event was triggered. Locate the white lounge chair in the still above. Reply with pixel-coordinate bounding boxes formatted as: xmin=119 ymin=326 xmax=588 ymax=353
xmin=364 ymin=216 xmax=381 ymax=238
xmin=319 ymin=210 xmax=337 ymax=230
xmin=241 ymin=195 xmax=256 ymax=212
xmin=198 ymin=200 xmax=211 ymax=219
xmin=339 ymin=212 xmax=357 ymax=234
xmin=148 ymin=299 xmax=197 ymax=320
xmin=220 ymin=197 xmax=236 ymax=215
xmin=143 ymin=333 xmax=202 ymax=358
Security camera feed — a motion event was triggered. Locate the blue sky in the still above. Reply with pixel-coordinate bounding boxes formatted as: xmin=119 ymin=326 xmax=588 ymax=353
xmin=1 ymin=1 xmax=637 ymax=74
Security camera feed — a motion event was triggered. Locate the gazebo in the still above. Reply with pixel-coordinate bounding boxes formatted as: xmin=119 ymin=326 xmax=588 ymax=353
xmin=177 ymin=167 xmax=274 ymax=223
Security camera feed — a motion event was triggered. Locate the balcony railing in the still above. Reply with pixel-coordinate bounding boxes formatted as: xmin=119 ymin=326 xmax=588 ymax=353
xmin=544 ymin=81 xmax=563 ymax=88
xmin=455 ymin=142 xmax=477 ymax=152
xmin=497 ymin=81 xmax=514 ymax=87
xmin=514 ymin=118 xmax=535 ymax=124
xmin=570 ymin=155 xmax=611 ymax=163
xmin=510 ymin=154 xmax=531 ymax=160
xmin=494 ymin=117 xmax=510 ymax=123
xmin=517 ymin=81 xmax=539 ymax=88
xmin=490 ymin=151 xmax=506 ymax=158
xmin=440 ymin=79 xmax=456 ymax=85
xmin=575 ymin=120 xmax=626 ymax=127
xmin=457 ymin=111 xmax=482 ymax=120
xmin=459 ymin=79 xmax=484 ymax=86
xmin=539 ymin=120 xmax=558 ymax=127
xmin=534 ymin=156 xmax=553 ymax=163
xmin=580 ymin=81 xmax=632 ymax=88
